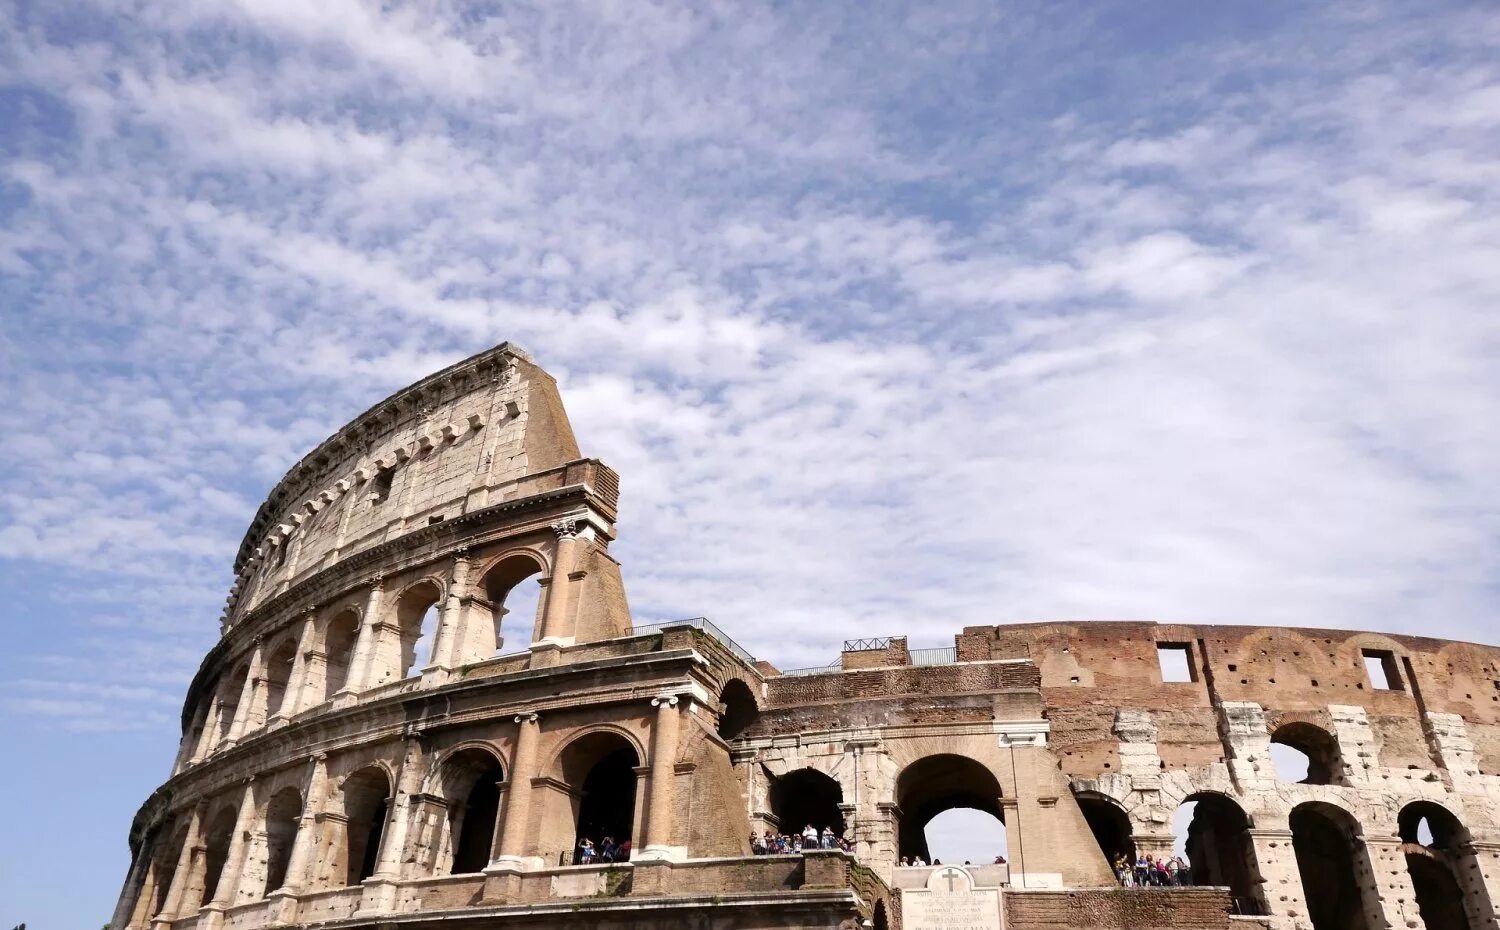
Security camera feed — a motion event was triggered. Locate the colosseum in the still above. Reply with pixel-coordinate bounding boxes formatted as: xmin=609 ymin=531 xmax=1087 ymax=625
xmin=111 ymin=343 xmax=1500 ymax=930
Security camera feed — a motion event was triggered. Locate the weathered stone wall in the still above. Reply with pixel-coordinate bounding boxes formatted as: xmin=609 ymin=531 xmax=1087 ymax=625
xmin=228 ymin=346 xmax=587 ymax=623
xmin=110 ymin=348 xmax=1500 ymax=930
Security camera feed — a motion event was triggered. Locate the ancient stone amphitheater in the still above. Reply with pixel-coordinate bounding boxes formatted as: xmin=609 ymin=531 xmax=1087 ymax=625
xmin=113 ymin=344 xmax=1500 ymax=930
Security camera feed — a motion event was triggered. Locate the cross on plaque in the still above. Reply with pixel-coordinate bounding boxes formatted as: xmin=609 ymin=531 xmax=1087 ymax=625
xmin=938 ymin=866 xmax=964 ymax=892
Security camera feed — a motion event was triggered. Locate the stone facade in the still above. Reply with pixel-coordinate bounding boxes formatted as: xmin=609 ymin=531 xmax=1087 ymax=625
xmin=111 ymin=345 xmax=1500 ymax=930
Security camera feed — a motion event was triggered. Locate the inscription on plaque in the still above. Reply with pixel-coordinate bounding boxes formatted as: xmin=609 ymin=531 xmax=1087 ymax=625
xmin=901 ymin=866 xmax=1003 ymax=930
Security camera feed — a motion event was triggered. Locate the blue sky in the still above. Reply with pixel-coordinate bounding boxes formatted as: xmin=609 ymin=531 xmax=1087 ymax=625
xmin=3 ymin=0 xmax=1500 ymax=924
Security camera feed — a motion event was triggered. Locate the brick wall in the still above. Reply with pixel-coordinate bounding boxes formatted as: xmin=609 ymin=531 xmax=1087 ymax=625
xmin=1004 ymin=887 xmax=1234 ymax=930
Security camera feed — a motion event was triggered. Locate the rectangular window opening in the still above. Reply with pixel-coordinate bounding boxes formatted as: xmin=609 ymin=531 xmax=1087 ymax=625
xmin=371 ymin=468 xmax=395 ymax=504
xmin=1362 ymin=649 xmax=1402 ymax=691
xmin=1157 ymin=643 xmax=1196 ymax=683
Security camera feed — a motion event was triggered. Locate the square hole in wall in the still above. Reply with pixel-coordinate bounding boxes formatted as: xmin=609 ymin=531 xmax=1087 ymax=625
xmin=1362 ymin=649 xmax=1403 ymax=691
xmin=370 ymin=468 xmax=395 ymax=504
xmin=1157 ymin=643 xmax=1196 ymax=683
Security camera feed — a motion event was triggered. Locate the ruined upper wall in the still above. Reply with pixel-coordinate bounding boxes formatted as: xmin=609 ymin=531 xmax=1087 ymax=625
xmin=227 ymin=345 xmax=590 ymax=622
xmin=955 ymin=621 xmax=1500 ymax=777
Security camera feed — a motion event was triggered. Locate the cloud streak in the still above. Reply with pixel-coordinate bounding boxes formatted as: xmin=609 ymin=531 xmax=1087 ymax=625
xmin=1 ymin=2 xmax=1498 ymax=922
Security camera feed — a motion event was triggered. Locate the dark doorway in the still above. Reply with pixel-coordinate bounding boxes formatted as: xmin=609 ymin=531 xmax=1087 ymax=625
xmin=1077 ymin=794 xmax=1135 ymax=863
xmin=1181 ymin=793 xmax=1265 ymax=915
xmin=342 ymin=767 xmax=391 ymax=886
xmin=1400 ymin=802 xmax=1479 ymax=930
xmin=1291 ymin=802 xmax=1372 ymax=930
xmin=448 ymin=751 xmax=505 ymax=874
xmin=576 ymin=747 xmax=639 ymax=853
xmin=770 ymin=768 xmax=846 ymax=839
xmin=717 ymin=679 xmax=759 ymax=740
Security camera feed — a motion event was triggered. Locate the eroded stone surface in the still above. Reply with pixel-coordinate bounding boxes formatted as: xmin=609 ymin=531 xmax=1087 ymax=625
xmin=112 ymin=347 xmax=1500 ymax=930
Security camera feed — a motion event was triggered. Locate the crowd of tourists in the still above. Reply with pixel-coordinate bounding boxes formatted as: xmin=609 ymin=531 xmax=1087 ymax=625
xmin=751 ymin=825 xmax=854 ymax=854
xmin=897 ymin=854 xmax=1005 ymax=867
xmin=1113 ymin=853 xmax=1192 ymax=886
xmin=575 ymin=835 xmax=632 ymax=864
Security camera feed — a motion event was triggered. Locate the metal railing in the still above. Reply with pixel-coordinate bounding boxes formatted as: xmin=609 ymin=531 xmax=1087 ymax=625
xmin=777 ymin=661 xmax=842 ymax=677
xmin=843 ymin=636 xmax=894 ymax=651
xmin=631 ymin=617 xmax=757 ymax=666
xmin=909 ymin=646 xmax=957 ymax=666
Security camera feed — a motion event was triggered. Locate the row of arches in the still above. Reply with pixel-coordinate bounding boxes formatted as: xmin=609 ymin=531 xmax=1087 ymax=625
xmin=186 ymin=554 xmax=548 ymax=763
xmin=760 ymin=755 xmax=1010 ymax=866
xmin=139 ymin=729 xmax=646 ymax=926
xmin=1079 ymin=791 xmax=1490 ymax=929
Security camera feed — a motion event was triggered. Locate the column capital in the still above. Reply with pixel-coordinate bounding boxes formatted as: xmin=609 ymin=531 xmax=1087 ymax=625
xmin=551 ymin=518 xmax=580 ymax=539
xmin=651 ymin=695 xmax=680 ymax=709
xmin=514 ymin=712 xmax=539 ymax=725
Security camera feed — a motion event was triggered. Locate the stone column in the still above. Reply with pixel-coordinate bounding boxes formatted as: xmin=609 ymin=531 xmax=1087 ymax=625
xmin=226 ymin=643 xmax=267 ymax=743
xmin=266 ymin=756 xmax=327 ymax=925
xmin=109 ymin=840 xmax=154 ymax=930
xmin=428 ymin=550 xmax=473 ymax=674
xmin=1458 ymin=839 xmax=1500 ymax=930
xmin=201 ymin=782 xmax=259 ymax=929
xmin=1329 ymin=705 xmax=1380 ymax=784
xmin=403 ymin=794 xmax=455 ymax=877
xmin=153 ymin=807 xmax=204 ymax=929
xmin=376 ymin=739 xmax=427 ymax=877
xmin=1362 ymin=834 xmax=1416 ymax=930
xmin=192 ymin=695 xmax=222 ymax=761
xmin=847 ymin=739 xmax=886 ymax=863
xmin=171 ymin=701 xmax=210 ymax=775
xmin=272 ymin=612 xmax=318 ymax=722
xmin=1426 ymin=713 xmax=1484 ymax=782
xmin=1219 ymin=701 xmax=1276 ymax=792
xmin=535 ymin=520 xmax=581 ymax=647
xmin=640 ymin=695 xmax=683 ymax=861
xmin=1355 ymin=835 xmax=1406 ymax=930
xmin=1246 ymin=829 xmax=1306 ymax=930
xmin=312 ymin=812 xmax=349 ymax=890
xmin=493 ymin=713 xmax=541 ymax=867
xmin=342 ymin=579 xmax=386 ymax=695
xmin=358 ymin=738 xmax=426 ymax=915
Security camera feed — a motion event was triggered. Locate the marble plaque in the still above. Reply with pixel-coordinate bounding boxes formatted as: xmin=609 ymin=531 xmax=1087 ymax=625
xmin=901 ymin=866 xmax=1003 ymax=930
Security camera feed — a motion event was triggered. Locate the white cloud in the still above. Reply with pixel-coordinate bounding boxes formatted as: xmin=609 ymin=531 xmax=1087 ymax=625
xmin=2 ymin=5 xmax=1500 ymax=919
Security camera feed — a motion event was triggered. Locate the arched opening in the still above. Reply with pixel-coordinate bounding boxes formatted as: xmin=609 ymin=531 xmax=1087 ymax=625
xmin=442 ymin=748 xmax=506 ymax=875
xmin=558 ymin=732 xmax=641 ymax=863
xmin=262 ymin=787 xmax=303 ymax=895
xmin=341 ymin=767 xmax=392 ymax=886
xmin=182 ymin=701 xmax=210 ymax=765
xmin=716 ymin=679 xmax=758 ymax=740
xmin=150 ymin=823 xmax=188 ymax=917
xmin=213 ymin=666 xmax=249 ymax=743
xmin=896 ymin=755 xmax=1004 ymax=864
xmin=1291 ymin=802 xmax=1375 ymax=930
xmin=263 ymin=638 xmax=298 ymax=718
xmin=199 ymin=806 xmax=238 ymax=906
xmin=873 ymin=899 xmax=890 ymax=930
xmin=1176 ymin=793 xmax=1265 ymax=914
xmin=322 ymin=610 xmax=360 ymax=700
xmin=1400 ymin=802 xmax=1480 ymax=930
xmin=1271 ymin=723 xmax=1341 ymax=785
xmin=770 ymin=768 xmax=846 ymax=843
xmin=1076 ymin=793 xmax=1135 ymax=868
xmin=397 ymin=581 xmax=444 ymax=678
xmin=481 ymin=554 xmax=545 ymax=655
